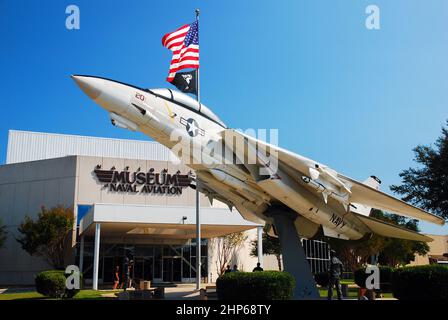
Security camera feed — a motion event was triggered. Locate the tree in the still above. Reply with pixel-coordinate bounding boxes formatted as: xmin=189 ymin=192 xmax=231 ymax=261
xmin=371 ymin=210 xmax=430 ymax=267
xmin=390 ymin=120 xmax=448 ymax=221
xmin=325 ymin=232 xmax=385 ymax=272
xmin=0 ymin=218 xmax=7 ymax=249
xmin=210 ymin=232 xmax=247 ymax=276
xmin=16 ymin=206 xmax=74 ymax=269
xmin=250 ymin=225 xmax=283 ymax=270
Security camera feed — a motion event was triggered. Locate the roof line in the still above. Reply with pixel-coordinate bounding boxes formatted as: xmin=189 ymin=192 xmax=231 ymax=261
xmin=8 ymin=129 xmax=163 ymax=145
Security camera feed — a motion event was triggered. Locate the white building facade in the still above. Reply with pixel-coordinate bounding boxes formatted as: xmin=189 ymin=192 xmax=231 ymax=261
xmin=0 ymin=130 xmax=329 ymax=287
xmin=0 ymin=131 xmax=276 ymax=286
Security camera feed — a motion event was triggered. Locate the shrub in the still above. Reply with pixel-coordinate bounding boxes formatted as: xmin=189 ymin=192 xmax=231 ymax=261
xmin=354 ymin=266 xmax=394 ymax=292
xmin=391 ymin=265 xmax=448 ymax=300
xmin=35 ymin=270 xmax=82 ymax=299
xmin=216 ymin=271 xmax=295 ymax=300
xmin=35 ymin=270 xmax=66 ymax=298
xmin=314 ymin=272 xmax=330 ymax=287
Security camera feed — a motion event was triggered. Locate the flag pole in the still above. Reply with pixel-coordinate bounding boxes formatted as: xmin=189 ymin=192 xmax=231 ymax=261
xmin=194 ymin=8 xmax=202 ymax=291
xmin=195 ymin=9 xmax=201 ymax=105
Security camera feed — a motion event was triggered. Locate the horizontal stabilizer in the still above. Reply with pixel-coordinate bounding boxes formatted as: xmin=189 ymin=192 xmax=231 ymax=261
xmin=352 ymin=211 xmax=433 ymax=242
xmin=341 ymin=174 xmax=445 ymax=226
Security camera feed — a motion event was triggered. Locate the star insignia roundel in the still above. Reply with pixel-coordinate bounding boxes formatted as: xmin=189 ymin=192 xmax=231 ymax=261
xmin=186 ymin=118 xmax=199 ymax=137
xmin=180 ymin=117 xmax=205 ymax=137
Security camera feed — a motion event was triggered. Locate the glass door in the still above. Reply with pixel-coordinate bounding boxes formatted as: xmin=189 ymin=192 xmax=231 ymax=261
xmin=162 ymin=257 xmax=173 ymax=282
xmin=133 ymin=257 xmax=144 ymax=283
xmin=143 ymin=257 xmax=154 ymax=282
xmin=102 ymin=256 xmax=114 ymax=283
xmin=172 ymin=257 xmax=181 ymax=282
xmin=153 ymin=247 xmax=162 ymax=283
xmin=162 ymin=257 xmax=182 ymax=282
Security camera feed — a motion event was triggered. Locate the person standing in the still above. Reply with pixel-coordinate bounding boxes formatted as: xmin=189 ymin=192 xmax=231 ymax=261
xmin=126 ymin=260 xmax=134 ymax=289
xmin=252 ymin=262 xmax=264 ymax=272
xmin=232 ymin=264 xmax=239 ymax=272
xmin=327 ymin=250 xmax=344 ymax=300
xmin=113 ymin=266 xmax=120 ymax=290
xmin=123 ymin=257 xmax=129 ymax=291
xmin=224 ymin=265 xmax=232 ymax=274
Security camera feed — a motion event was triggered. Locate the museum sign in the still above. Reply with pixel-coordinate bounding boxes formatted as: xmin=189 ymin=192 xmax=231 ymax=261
xmin=93 ymin=165 xmax=192 ymax=195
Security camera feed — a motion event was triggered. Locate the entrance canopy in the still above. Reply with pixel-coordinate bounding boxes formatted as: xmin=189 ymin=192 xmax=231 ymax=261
xmin=79 ymin=203 xmax=261 ymax=241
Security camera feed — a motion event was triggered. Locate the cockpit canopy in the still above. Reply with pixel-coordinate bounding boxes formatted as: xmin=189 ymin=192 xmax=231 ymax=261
xmin=150 ymin=88 xmax=226 ymax=128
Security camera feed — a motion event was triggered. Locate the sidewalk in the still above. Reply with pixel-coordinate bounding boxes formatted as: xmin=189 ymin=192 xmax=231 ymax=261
xmin=100 ymin=283 xmax=206 ymax=300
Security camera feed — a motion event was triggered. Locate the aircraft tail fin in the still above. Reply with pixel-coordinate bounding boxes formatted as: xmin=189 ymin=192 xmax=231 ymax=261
xmin=350 ymin=176 xmax=381 ymax=216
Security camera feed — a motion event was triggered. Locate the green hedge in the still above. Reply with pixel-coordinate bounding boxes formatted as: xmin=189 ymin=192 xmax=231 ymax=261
xmin=354 ymin=266 xmax=394 ymax=292
xmin=391 ymin=265 xmax=448 ymax=300
xmin=35 ymin=270 xmax=82 ymax=299
xmin=216 ymin=271 xmax=295 ymax=300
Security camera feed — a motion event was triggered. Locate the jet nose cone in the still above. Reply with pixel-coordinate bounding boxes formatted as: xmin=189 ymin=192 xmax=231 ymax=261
xmin=71 ymin=75 xmax=102 ymax=100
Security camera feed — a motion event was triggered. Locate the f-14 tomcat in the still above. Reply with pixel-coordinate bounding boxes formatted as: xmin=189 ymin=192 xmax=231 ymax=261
xmin=73 ymin=75 xmax=444 ymax=298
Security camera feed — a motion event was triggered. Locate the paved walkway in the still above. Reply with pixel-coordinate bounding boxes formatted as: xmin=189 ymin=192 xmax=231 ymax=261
xmin=2 ymin=284 xmax=396 ymax=300
xmin=99 ymin=283 xmax=207 ymax=300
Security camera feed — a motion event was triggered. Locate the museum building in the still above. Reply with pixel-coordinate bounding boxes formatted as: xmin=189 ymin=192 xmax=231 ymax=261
xmin=0 ymin=130 xmax=331 ymax=287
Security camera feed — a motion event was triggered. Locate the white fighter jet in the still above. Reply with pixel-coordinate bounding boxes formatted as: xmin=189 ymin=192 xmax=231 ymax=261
xmin=72 ymin=75 xmax=445 ymax=244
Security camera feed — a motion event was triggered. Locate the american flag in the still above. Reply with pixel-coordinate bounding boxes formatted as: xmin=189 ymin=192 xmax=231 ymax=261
xmin=162 ymin=21 xmax=199 ymax=82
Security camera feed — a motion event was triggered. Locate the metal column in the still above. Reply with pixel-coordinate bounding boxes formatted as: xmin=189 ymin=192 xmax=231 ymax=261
xmin=79 ymin=235 xmax=84 ymax=272
xmin=194 ymin=7 xmax=202 ymax=291
xmin=257 ymin=226 xmax=263 ymax=267
xmin=207 ymin=240 xmax=211 ymax=283
xmin=195 ymin=180 xmax=201 ymax=290
xmin=92 ymin=223 xmax=101 ymax=290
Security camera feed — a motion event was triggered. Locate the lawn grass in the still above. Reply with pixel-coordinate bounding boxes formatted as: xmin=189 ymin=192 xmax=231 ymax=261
xmin=0 ymin=291 xmax=45 ymax=300
xmin=319 ymin=288 xmax=360 ymax=299
xmin=0 ymin=289 xmax=119 ymax=300
xmin=73 ymin=290 xmax=118 ymax=300
xmin=319 ymin=286 xmax=394 ymax=299
xmin=1 ymin=287 xmax=394 ymax=300
xmin=340 ymin=278 xmax=355 ymax=285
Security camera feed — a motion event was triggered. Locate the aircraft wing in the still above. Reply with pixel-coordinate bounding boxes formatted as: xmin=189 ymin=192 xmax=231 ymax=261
xmin=221 ymin=129 xmax=445 ymax=226
xmin=352 ymin=211 xmax=433 ymax=242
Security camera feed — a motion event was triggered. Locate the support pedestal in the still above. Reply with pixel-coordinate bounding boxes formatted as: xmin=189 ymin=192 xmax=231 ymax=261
xmin=266 ymin=206 xmax=320 ymax=300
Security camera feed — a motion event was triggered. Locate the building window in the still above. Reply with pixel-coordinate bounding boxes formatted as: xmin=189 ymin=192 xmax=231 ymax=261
xmin=77 ymin=240 xmax=208 ymax=284
xmin=302 ymin=239 xmax=330 ymax=274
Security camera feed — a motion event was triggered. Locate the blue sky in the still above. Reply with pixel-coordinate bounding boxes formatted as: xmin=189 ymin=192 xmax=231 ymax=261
xmin=1 ymin=0 xmax=447 ymax=234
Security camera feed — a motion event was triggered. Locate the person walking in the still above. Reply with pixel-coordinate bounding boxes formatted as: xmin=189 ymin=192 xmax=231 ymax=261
xmin=327 ymin=250 xmax=344 ymax=300
xmin=252 ymin=262 xmax=263 ymax=272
